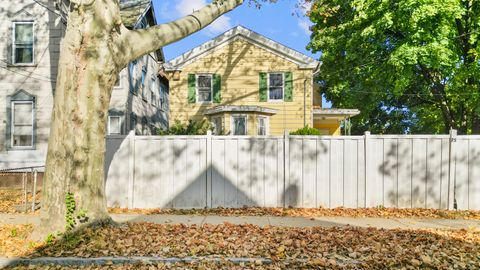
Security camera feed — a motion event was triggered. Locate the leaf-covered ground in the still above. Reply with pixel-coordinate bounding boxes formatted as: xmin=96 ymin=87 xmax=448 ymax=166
xmin=2 ymin=222 xmax=480 ymax=269
xmin=2 ymin=189 xmax=480 ymax=220
xmin=0 ymin=190 xmax=40 ymax=214
xmin=109 ymin=206 xmax=480 ymax=220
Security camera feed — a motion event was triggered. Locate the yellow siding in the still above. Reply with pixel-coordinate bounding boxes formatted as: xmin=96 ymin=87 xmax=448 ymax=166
xmin=313 ymin=120 xmax=341 ymax=136
xmin=169 ymin=39 xmax=314 ymax=135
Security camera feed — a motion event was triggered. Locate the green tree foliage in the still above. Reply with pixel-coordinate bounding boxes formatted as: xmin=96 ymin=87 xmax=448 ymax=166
xmin=158 ymin=120 xmax=212 ymax=135
xmin=290 ymin=126 xmax=321 ymax=135
xmin=308 ymin=0 xmax=480 ymax=134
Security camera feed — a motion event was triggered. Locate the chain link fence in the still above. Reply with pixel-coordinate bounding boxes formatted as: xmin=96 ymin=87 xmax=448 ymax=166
xmin=0 ymin=166 xmax=44 ymax=213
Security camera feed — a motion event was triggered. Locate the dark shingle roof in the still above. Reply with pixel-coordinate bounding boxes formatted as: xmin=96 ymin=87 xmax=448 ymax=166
xmin=119 ymin=0 xmax=152 ymax=27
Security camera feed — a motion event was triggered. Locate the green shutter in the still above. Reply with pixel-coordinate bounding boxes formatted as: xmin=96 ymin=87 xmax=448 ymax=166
xmin=259 ymin=72 xmax=267 ymax=102
xmin=213 ymin=74 xmax=221 ymax=103
xmin=284 ymin=72 xmax=293 ymax=102
xmin=187 ymin=74 xmax=196 ymax=103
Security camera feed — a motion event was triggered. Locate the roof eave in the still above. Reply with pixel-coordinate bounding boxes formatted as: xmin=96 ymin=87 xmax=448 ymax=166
xmin=165 ymin=26 xmax=319 ymax=71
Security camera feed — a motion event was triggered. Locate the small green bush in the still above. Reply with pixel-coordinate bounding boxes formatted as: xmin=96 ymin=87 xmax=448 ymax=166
xmin=158 ymin=119 xmax=212 ymax=135
xmin=290 ymin=126 xmax=321 ymax=135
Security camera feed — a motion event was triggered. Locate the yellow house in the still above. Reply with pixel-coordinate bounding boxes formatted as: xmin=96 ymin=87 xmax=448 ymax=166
xmin=165 ymin=26 xmax=359 ymax=136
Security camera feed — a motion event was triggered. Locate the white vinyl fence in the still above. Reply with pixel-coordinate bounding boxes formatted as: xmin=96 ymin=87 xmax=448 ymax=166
xmin=105 ymin=131 xmax=480 ymax=210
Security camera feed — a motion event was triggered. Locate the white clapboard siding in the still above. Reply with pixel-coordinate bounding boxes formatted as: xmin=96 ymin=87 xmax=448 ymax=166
xmin=105 ymin=132 xmax=480 ymax=210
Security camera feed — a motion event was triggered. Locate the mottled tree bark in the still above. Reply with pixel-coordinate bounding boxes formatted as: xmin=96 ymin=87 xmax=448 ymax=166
xmin=40 ymin=0 xmax=243 ymax=234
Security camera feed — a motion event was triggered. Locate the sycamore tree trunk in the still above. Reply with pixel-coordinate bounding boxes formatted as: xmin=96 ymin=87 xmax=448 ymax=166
xmin=41 ymin=0 xmax=243 ymax=234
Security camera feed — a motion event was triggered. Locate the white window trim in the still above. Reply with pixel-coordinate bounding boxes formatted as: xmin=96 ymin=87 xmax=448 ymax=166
xmin=107 ymin=115 xmax=122 ymax=135
xmin=11 ymin=100 xmax=34 ymax=148
xmin=196 ymin=74 xmax=213 ymax=104
xmin=230 ymin=114 xmax=248 ymax=136
xmin=267 ymin=72 xmax=284 ymax=102
xmin=257 ymin=116 xmax=269 ymax=136
xmin=150 ymin=76 xmax=157 ymax=107
xmin=141 ymin=66 xmax=148 ymax=101
xmin=12 ymin=21 xmax=35 ymax=65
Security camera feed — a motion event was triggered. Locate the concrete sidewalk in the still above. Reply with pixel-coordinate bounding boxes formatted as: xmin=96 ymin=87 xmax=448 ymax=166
xmin=1 ymin=213 xmax=479 ymax=230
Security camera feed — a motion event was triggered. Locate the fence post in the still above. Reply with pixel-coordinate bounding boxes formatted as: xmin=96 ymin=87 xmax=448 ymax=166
xmin=206 ymin=130 xmax=212 ymax=208
xmin=127 ymin=130 xmax=135 ymax=209
xmin=32 ymin=169 xmax=37 ymax=212
xmin=447 ymin=129 xmax=457 ymax=210
xmin=363 ymin=131 xmax=370 ymax=208
xmin=283 ymin=130 xmax=290 ymax=207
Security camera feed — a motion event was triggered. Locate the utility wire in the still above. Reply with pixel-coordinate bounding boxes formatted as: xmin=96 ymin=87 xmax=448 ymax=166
xmin=328 ymin=89 xmax=480 ymax=96
xmin=0 ymin=64 xmax=55 ymax=82
xmin=31 ymin=0 xmax=62 ymax=17
xmin=0 ymin=59 xmax=55 ymax=81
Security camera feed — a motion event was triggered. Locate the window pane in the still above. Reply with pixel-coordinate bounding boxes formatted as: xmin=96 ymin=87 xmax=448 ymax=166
xmin=13 ymin=134 xmax=32 ymax=147
xmin=15 ymin=24 xmax=33 ymax=44
xmin=197 ymin=76 xmax=211 ymax=88
xmin=14 ymin=103 xmax=32 ymax=125
xmin=258 ymin=118 xmax=266 ymax=135
xmin=109 ymin=117 xmax=121 ymax=135
xmin=198 ymin=89 xmax=211 ymax=102
xmin=269 ymin=74 xmax=283 ymax=87
xmin=233 ymin=117 xmax=246 ymax=135
xmin=269 ymin=87 xmax=283 ymax=100
xmin=15 ymin=47 xmax=33 ymax=64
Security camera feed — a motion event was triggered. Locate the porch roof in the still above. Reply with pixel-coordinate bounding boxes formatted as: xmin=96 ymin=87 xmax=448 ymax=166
xmin=313 ymin=108 xmax=360 ymax=120
xmin=204 ymin=105 xmax=277 ymax=115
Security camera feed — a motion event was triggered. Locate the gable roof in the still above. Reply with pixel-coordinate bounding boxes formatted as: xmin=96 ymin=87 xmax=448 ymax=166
xmin=164 ymin=25 xmax=319 ymax=71
xmin=55 ymin=0 xmax=152 ymax=26
xmin=119 ymin=0 xmax=153 ymax=28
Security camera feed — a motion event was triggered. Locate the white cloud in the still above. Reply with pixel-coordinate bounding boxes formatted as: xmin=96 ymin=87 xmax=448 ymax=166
xmin=175 ymin=0 xmax=232 ymax=36
xmin=175 ymin=0 xmax=206 ymax=16
xmin=298 ymin=19 xmax=311 ymax=35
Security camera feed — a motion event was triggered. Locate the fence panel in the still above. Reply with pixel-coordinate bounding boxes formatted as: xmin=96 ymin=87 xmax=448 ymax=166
xmin=105 ymin=135 xmax=131 ymax=208
xmin=104 ymin=133 xmax=480 ymax=210
xmin=455 ymin=136 xmax=480 ymax=210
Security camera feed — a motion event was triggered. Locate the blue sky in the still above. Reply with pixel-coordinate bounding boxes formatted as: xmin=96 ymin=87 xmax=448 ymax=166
xmin=152 ymin=0 xmax=319 ymax=61
xmin=151 ymin=0 xmax=330 ymax=107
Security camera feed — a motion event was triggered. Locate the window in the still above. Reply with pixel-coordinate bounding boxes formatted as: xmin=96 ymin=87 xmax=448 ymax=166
xmin=257 ymin=117 xmax=268 ymax=135
xmin=128 ymin=60 xmax=138 ymax=94
xmin=231 ymin=115 xmax=247 ymax=135
xmin=212 ymin=117 xmax=223 ymax=135
xmin=108 ymin=116 xmax=121 ymax=135
xmin=150 ymin=77 xmax=157 ymax=106
xmin=141 ymin=66 xmax=147 ymax=101
xmin=196 ymin=74 xmax=212 ymax=103
xmin=141 ymin=117 xmax=148 ymax=135
xmin=268 ymin=73 xmax=284 ymax=101
xmin=12 ymin=22 xmax=34 ymax=64
xmin=11 ymin=101 xmax=34 ymax=147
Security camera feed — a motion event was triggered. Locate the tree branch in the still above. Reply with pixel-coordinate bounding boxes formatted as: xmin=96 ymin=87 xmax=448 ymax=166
xmin=119 ymin=0 xmax=243 ymax=65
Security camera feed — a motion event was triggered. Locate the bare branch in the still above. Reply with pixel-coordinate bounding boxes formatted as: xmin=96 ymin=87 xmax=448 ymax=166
xmin=119 ymin=0 xmax=243 ymax=64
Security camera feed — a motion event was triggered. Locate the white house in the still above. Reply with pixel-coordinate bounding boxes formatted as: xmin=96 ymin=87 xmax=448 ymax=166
xmin=0 ymin=0 xmax=169 ymax=170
